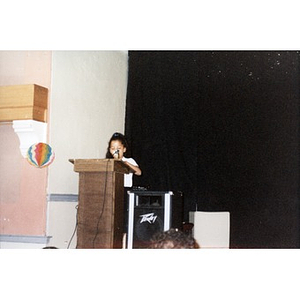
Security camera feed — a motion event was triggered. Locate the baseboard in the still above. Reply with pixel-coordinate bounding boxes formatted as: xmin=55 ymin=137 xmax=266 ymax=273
xmin=47 ymin=194 xmax=78 ymax=202
xmin=0 ymin=234 xmax=51 ymax=244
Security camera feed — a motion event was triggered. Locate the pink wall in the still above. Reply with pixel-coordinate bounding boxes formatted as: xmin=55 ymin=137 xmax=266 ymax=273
xmin=0 ymin=51 xmax=52 ymax=235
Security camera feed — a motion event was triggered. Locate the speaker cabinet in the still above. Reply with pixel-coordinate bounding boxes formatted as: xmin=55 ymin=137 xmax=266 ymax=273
xmin=126 ymin=191 xmax=183 ymax=249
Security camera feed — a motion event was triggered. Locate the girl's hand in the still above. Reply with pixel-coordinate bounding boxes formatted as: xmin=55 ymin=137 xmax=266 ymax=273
xmin=124 ymin=161 xmax=142 ymax=176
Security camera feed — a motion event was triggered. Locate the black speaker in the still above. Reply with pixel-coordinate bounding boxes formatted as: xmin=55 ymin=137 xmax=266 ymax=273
xmin=126 ymin=191 xmax=183 ymax=248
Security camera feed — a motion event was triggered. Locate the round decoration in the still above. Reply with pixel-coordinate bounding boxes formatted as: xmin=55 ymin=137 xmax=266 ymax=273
xmin=26 ymin=142 xmax=55 ymax=168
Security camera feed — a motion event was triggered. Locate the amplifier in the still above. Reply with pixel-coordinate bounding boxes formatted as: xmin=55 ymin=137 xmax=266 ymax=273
xmin=126 ymin=191 xmax=183 ymax=249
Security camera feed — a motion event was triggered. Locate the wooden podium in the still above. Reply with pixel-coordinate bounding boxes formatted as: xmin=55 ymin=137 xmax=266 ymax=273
xmin=70 ymin=159 xmax=133 ymax=249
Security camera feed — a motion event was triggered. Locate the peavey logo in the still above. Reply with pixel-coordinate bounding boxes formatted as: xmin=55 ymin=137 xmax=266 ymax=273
xmin=139 ymin=213 xmax=157 ymax=224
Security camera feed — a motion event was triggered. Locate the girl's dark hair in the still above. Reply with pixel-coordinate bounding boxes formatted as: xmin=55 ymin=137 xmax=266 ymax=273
xmin=105 ymin=132 xmax=128 ymax=158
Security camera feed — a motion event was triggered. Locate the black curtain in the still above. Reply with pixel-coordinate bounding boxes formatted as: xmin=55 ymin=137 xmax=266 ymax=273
xmin=125 ymin=50 xmax=300 ymax=248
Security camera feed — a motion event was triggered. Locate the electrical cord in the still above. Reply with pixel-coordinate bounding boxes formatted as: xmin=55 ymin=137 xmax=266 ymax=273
xmin=67 ymin=204 xmax=78 ymax=249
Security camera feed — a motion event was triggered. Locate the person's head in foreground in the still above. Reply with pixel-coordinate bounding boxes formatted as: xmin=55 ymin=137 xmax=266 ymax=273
xmin=150 ymin=228 xmax=200 ymax=249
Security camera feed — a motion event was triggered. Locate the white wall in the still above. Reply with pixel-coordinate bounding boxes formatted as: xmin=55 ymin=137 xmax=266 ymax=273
xmin=46 ymin=51 xmax=128 ymax=248
xmin=48 ymin=51 xmax=128 ymax=194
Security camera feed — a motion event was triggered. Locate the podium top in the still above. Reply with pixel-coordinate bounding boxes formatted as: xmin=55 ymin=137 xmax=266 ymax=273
xmin=69 ymin=158 xmax=134 ymax=174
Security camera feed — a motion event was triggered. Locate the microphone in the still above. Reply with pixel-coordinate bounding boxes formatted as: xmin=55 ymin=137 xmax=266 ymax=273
xmin=113 ymin=149 xmax=119 ymax=159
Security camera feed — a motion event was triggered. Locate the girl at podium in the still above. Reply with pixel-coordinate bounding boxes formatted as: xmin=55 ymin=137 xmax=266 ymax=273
xmin=106 ymin=132 xmax=142 ymax=187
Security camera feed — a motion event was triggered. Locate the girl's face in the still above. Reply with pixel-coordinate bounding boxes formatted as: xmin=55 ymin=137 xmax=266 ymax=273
xmin=109 ymin=140 xmax=126 ymax=159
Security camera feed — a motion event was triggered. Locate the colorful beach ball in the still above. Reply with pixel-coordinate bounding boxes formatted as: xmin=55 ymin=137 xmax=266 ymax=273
xmin=26 ymin=142 xmax=55 ymax=168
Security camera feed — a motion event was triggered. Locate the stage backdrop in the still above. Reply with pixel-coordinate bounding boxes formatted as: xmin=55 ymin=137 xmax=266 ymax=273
xmin=124 ymin=51 xmax=300 ymax=248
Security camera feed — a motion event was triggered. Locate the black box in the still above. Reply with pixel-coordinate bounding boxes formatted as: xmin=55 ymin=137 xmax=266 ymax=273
xmin=126 ymin=191 xmax=183 ymax=249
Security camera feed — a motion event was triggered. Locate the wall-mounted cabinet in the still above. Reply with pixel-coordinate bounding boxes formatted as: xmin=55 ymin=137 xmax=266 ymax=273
xmin=0 ymin=84 xmax=48 ymax=122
